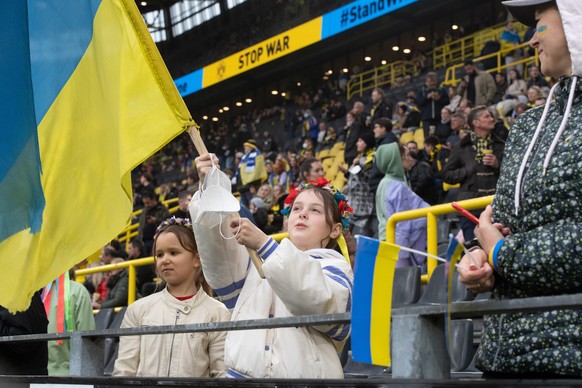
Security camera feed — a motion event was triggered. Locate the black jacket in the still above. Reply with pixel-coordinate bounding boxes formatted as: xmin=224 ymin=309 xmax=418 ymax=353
xmin=0 ymin=291 xmax=48 ymax=375
xmin=442 ymin=133 xmax=505 ymax=201
xmin=418 ymin=86 xmax=450 ymax=121
xmin=343 ymin=122 xmax=361 ymax=166
xmin=409 ymin=160 xmax=438 ymax=205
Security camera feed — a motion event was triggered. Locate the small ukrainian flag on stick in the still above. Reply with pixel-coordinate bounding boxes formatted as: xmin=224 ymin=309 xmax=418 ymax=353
xmin=352 ymin=236 xmax=454 ymax=367
xmin=351 ymin=236 xmax=399 ymax=367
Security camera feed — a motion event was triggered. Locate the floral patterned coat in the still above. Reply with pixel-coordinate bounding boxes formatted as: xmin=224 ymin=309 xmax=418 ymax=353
xmin=476 ymin=77 xmax=582 ymax=376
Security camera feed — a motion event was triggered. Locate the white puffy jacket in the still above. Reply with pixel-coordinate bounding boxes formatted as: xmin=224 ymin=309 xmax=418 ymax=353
xmin=190 ymin=191 xmax=353 ymax=378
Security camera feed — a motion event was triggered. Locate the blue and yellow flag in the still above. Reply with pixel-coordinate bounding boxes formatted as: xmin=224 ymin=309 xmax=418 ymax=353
xmin=351 ymin=236 xmax=399 ymax=366
xmin=0 ymin=0 xmax=194 ymax=311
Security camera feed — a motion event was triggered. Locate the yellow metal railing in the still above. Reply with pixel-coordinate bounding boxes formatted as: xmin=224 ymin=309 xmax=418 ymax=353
xmin=386 ymin=196 xmax=494 ymax=283
xmin=347 ymin=60 xmax=418 ymax=100
xmin=433 ymin=21 xmax=529 ymax=69
xmin=76 ymin=257 xmax=155 ymax=306
xmin=347 ymin=22 xmax=532 ymax=100
xmin=80 ymin=194 xmax=493 ymax=307
xmin=77 ymin=231 xmax=351 ymax=309
xmin=442 ymin=41 xmax=539 ymax=87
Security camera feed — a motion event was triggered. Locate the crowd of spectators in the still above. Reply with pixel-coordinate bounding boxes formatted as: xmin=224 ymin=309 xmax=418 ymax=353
xmin=131 ymin=15 xmax=555 ymax=254
xmin=4 ymin=3 xmax=578 ymax=379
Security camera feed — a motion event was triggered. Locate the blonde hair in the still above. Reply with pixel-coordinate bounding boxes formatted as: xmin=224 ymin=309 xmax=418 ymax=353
xmin=86 ymin=261 xmax=105 ymax=290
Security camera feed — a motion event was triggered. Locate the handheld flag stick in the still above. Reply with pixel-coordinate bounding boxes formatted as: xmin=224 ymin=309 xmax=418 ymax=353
xmin=186 ymin=126 xmax=266 ymax=279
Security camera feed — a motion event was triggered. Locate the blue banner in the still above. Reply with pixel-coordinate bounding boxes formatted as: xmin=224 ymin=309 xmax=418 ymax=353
xmin=175 ymin=68 xmax=203 ymax=97
xmin=321 ymin=0 xmax=418 ymax=40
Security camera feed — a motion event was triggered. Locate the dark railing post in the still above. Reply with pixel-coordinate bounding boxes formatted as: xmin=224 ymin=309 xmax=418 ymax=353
xmin=69 ymin=334 xmax=104 ymax=376
xmin=392 ymin=314 xmax=450 ymax=379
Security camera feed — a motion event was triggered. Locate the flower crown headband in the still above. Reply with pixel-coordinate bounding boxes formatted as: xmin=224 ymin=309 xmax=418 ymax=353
xmin=280 ymin=177 xmax=353 ymax=230
xmin=154 ymin=216 xmax=193 ymax=239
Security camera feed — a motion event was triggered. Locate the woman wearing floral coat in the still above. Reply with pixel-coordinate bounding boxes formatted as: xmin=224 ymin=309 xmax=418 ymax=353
xmin=458 ymin=0 xmax=582 ymax=377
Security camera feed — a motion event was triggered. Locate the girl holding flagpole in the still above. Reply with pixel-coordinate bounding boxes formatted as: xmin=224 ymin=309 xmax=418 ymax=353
xmin=190 ymin=153 xmax=354 ymax=378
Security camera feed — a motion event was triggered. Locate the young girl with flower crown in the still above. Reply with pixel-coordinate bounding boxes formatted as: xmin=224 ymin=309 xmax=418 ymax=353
xmin=190 ymin=153 xmax=354 ymax=379
xmin=113 ymin=217 xmax=230 ymax=377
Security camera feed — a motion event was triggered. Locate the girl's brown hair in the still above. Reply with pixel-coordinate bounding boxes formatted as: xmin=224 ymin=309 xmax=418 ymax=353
xmin=153 ymin=224 xmax=212 ymax=296
xmin=294 ymin=187 xmax=342 ymax=250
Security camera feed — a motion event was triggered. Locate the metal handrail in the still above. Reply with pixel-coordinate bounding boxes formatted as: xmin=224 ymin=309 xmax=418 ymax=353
xmin=2 ymin=293 xmax=580 ymax=380
xmin=77 ymin=232 xmax=351 ymax=307
xmin=386 ymin=196 xmax=494 ymax=283
xmin=3 ymin=293 xmax=581 ymax=344
xmin=346 ymin=60 xmax=418 ymax=100
xmin=76 ymin=257 xmax=155 ymax=306
xmin=442 ymin=41 xmax=539 ymax=87
xmin=432 ymin=20 xmax=530 ymax=69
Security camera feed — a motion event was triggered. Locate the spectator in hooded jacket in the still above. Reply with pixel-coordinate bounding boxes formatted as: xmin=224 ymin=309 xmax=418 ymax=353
xmin=458 ymin=0 xmax=582 ymax=377
xmin=375 ymin=143 xmax=429 ymax=267
xmin=342 ymin=132 xmax=377 ymax=238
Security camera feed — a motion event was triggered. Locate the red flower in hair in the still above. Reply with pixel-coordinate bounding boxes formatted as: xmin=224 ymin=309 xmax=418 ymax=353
xmin=315 ymin=177 xmax=329 ymax=187
xmin=279 ymin=177 xmax=353 ymax=230
xmin=284 ymin=188 xmax=299 ymax=205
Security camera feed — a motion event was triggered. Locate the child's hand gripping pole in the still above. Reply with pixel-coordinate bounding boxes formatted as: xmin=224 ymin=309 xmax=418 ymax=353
xmin=187 ymin=126 xmax=265 ymax=279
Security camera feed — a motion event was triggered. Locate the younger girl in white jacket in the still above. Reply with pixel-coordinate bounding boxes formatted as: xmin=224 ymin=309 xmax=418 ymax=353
xmin=190 ymin=153 xmax=354 ymax=378
xmin=113 ymin=217 xmax=230 ymax=377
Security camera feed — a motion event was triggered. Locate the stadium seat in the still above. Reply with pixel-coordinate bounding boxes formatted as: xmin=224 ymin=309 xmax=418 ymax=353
xmin=332 ymin=141 xmax=345 ymax=152
xmin=474 ymin=291 xmax=492 ymax=300
xmin=322 ymin=159 xmax=334 ymax=171
xmin=94 ymin=308 xmax=114 ymax=331
xmin=103 ymin=307 xmax=127 ymax=376
xmin=325 ymin=165 xmax=339 ymax=180
xmin=392 ymin=266 xmax=421 ymax=307
xmin=450 ymin=319 xmax=475 ymax=372
xmin=399 ymin=131 xmax=414 ymax=146
xmin=343 ymin=352 xmax=388 ymax=379
xmin=317 ymin=149 xmax=330 ymax=159
xmin=331 ymin=175 xmax=347 ymax=191
xmin=437 ymin=219 xmax=454 ymax=244
xmin=413 ymin=128 xmax=425 ymax=149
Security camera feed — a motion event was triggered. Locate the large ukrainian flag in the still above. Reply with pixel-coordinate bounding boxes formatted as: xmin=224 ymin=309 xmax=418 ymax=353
xmin=0 ymin=0 xmax=194 ymax=311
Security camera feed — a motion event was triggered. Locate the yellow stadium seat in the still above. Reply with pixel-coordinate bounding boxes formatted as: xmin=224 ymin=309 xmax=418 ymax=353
xmin=317 ymin=149 xmax=330 ymax=159
xmin=332 ymin=141 xmax=345 ymax=152
xmin=322 ymin=159 xmax=334 ymax=171
xmin=326 ymin=166 xmax=339 ymax=178
xmin=332 ymin=175 xmax=347 ymax=191
xmin=413 ymin=128 xmax=425 ymax=149
xmin=399 ymin=131 xmax=414 ymax=146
